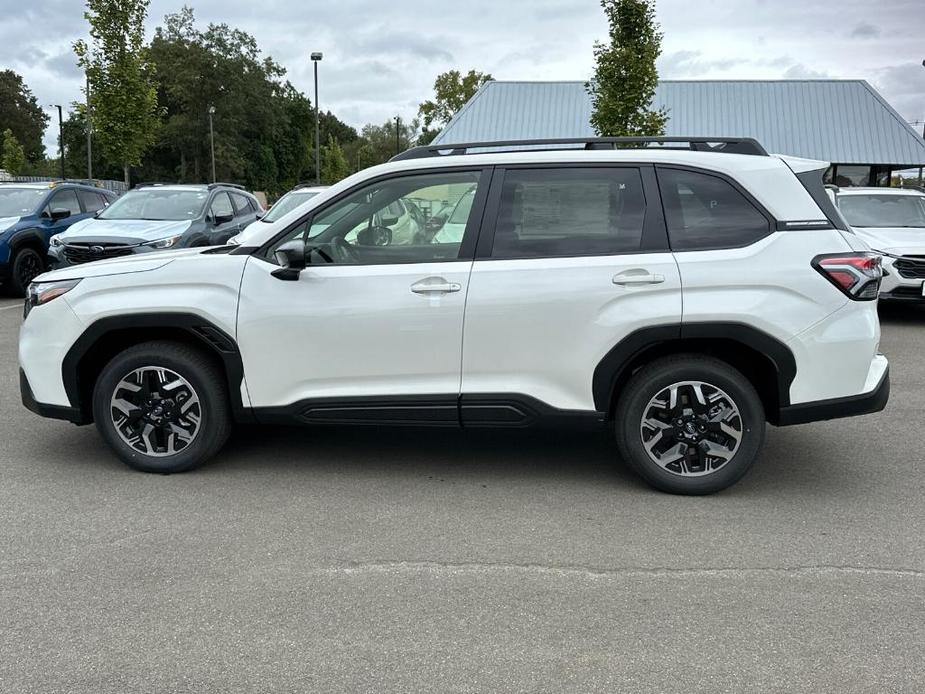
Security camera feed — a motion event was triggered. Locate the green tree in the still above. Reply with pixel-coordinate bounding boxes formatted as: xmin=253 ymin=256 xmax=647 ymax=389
xmin=350 ymin=118 xmax=421 ymax=170
xmin=586 ymin=0 xmax=667 ymax=137
xmin=320 ymin=135 xmax=350 ymax=185
xmin=1 ymin=129 xmax=26 ymax=175
xmin=0 ymin=71 xmax=49 ymax=163
xmin=74 ymin=0 xmax=160 ymax=184
xmin=418 ymin=69 xmax=492 ymax=144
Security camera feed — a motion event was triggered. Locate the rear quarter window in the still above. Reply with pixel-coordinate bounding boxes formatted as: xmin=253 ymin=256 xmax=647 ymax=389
xmin=658 ymin=168 xmax=771 ymax=251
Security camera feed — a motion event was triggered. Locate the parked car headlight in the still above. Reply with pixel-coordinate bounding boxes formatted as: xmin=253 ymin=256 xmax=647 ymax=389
xmin=24 ymin=279 xmax=81 ymax=318
xmin=143 ymin=234 xmax=184 ymax=249
xmin=49 ymin=234 xmax=63 ymax=247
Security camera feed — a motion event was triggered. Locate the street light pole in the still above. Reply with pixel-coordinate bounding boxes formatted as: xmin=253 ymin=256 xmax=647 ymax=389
xmin=395 ymin=115 xmax=401 ymax=155
xmin=208 ymin=105 xmax=216 ymax=183
xmin=53 ymin=105 xmax=64 ymax=180
xmin=85 ymin=75 xmax=92 ymax=182
xmin=311 ymin=52 xmax=323 ymax=185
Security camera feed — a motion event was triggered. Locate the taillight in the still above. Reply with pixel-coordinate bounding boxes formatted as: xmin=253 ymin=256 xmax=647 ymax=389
xmin=812 ymin=253 xmax=882 ymax=301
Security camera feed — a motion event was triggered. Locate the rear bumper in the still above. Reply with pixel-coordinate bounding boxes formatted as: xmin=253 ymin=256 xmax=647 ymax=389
xmin=20 ymin=368 xmax=88 ymax=425
xmin=777 ymin=363 xmax=889 ymax=426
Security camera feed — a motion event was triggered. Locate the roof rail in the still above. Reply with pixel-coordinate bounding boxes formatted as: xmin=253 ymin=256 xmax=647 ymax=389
xmin=208 ymin=182 xmax=245 ymax=191
xmin=392 ymin=136 xmax=769 ymax=162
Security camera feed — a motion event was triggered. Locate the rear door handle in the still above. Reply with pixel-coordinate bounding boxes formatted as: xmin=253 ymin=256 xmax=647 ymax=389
xmin=612 ymin=271 xmax=666 ymax=286
xmin=411 ymin=277 xmax=462 ymax=294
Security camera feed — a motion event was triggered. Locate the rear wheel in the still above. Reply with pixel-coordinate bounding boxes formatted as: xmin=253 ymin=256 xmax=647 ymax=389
xmin=92 ymin=341 xmax=232 ymax=473
xmin=5 ymin=247 xmax=44 ymax=297
xmin=614 ymin=355 xmax=765 ymax=495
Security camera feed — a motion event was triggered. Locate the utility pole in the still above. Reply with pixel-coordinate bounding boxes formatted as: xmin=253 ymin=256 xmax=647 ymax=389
xmin=395 ymin=116 xmax=401 ymax=155
xmin=53 ymin=105 xmax=64 ymax=179
xmin=311 ymin=52 xmax=323 ymax=185
xmin=208 ymin=106 xmax=216 ymax=183
xmin=86 ymin=74 xmax=92 ymax=182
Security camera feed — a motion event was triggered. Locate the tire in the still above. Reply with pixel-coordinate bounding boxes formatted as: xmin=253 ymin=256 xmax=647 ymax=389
xmin=614 ymin=355 xmax=765 ymax=495
xmin=92 ymin=341 xmax=232 ymax=473
xmin=5 ymin=247 xmax=45 ymax=297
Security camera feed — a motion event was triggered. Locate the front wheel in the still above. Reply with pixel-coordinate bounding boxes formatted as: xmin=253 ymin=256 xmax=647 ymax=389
xmin=5 ymin=247 xmax=45 ymax=297
xmin=614 ymin=355 xmax=765 ymax=495
xmin=92 ymin=341 xmax=232 ymax=473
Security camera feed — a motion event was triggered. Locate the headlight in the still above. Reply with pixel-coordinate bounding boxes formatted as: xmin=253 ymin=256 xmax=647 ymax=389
xmin=24 ymin=279 xmax=81 ymax=318
xmin=49 ymin=234 xmax=63 ymax=247
xmin=143 ymin=234 xmax=183 ymax=249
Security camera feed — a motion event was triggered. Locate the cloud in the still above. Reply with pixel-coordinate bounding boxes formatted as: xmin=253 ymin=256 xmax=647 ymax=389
xmin=0 ymin=0 xmax=920 ymax=156
xmin=850 ymin=22 xmax=880 ymax=38
xmin=782 ymin=64 xmax=833 ymax=80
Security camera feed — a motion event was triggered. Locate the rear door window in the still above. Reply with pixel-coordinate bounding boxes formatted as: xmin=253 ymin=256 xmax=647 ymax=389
xmin=78 ymin=189 xmax=108 ymax=213
xmin=657 ymin=168 xmax=771 ymax=251
xmin=231 ymin=192 xmax=255 ymax=218
xmin=488 ymin=167 xmax=647 ymax=259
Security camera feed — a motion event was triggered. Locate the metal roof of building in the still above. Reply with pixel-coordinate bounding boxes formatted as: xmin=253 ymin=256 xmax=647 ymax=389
xmin=432 ymin=80 xmax=925 ymax=167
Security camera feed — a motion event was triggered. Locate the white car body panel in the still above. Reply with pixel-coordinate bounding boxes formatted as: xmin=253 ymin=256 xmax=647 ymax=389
xmin=20 ymin=252 xmax=249 ymax=407
xmin=236 ymin=256 xmax=471 ymax=406
xmin=462 ymin=253 xmax=682 ymax=411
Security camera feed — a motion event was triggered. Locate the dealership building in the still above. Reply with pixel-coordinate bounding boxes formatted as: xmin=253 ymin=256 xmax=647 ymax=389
xmin=432 ymin=80 xmax=925 ymax=186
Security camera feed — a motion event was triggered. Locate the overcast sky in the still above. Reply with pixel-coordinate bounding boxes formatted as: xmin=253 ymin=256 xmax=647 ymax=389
xmin=1 ymin=0 xmax=923 ymax=154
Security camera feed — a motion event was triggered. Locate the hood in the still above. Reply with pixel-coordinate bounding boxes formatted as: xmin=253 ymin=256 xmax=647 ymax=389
xmin=851 ymin=226 xmax=925 ymax=254
xmin=0 ymin=216 xmax=21 ymax=233
xmin=59 ymin=217 xmax=193 ymax=243
xmin=35 ymin=247 xmax=208 ymax=282
xmin=231 ymin=218 xmax=271 ymax=246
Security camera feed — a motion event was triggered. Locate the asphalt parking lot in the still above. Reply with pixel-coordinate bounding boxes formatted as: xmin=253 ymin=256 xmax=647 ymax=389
xmin=1 ymin=297 xmax=923 ymax=693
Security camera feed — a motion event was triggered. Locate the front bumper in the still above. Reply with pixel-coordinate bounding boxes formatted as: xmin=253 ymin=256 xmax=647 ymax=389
xmin=777 ymin=362 xmax=889 ymax=426
xmin=20 ymin=368 xmax=87 ymax=424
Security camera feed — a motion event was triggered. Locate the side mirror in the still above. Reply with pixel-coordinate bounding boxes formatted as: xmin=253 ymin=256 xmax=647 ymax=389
xmin=50 ymin=208 xmax=71 ymax=221
xmin=255 ymin=211 xmax=266 ymax=220
xmin=271 ymin=240 xmax=306 ymax=281
xmin=214 ymin=213 xmax=235 ymax=225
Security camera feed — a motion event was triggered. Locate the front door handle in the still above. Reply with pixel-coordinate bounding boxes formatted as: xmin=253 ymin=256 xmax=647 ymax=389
xmin=411 ymin=277 xmax=462 ymax=294
xmin=612 ymin=271 xmax=666 ymax=286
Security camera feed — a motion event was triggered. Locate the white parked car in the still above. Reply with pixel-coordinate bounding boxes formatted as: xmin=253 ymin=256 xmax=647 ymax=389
xmin=19 ymin=137 xmax=889 ymax=494
xmin=230 ymin=185 xmax=328 ymax=247
xmin=829 ymin=186 xmax=925 ymax=302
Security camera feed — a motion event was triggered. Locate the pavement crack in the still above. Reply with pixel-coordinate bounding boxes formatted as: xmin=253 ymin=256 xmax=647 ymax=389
xmin=320 ymin=560 xmax=925 ymax=580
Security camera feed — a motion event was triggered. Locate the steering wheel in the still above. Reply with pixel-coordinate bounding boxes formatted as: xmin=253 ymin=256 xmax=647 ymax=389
xmin=332 ymin=236 xmax=360 ymax=263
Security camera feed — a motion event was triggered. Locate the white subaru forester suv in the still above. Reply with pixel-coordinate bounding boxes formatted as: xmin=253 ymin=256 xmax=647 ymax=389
xmin=19 ymin=138 xmax=889 ymax=494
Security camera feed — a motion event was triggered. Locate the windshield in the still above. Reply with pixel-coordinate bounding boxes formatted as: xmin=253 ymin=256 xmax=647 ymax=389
xmin=264 ymin=191 xmax=320 ymax=223
xmin=0 ymin=188 xmax=45 ymax=217
xmin=838 ymin=194 xmax=925 ymax=228
xmin=98 ymin=189 xmax=208 ymax=221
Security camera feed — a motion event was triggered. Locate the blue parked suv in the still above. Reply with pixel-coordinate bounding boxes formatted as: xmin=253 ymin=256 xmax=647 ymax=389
xmin=0 ymin=181 xmax=117 ymax=296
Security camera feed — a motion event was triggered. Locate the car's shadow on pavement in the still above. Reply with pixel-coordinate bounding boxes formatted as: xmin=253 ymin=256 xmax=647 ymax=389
xmin=205 ymin=419 xmax=855 ymax=497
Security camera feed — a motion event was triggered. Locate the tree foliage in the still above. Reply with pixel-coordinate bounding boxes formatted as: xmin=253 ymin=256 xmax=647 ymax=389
xmin=320 ymin=135 xmax=350 ymax=185
xmin=349 ymin=118 xmax=421 ymax=170
xmin=1 ymin=129 xmax=26 ymax=175
xmin=0 ymin=71 xmax=49 ymax=163
xmin=418 ymin=69 xmax=492 ymax=144
xmin=75 ymin=0 xmax=160 ymax=183
xmin=586 ymin=0 xmax=667 ymax=137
